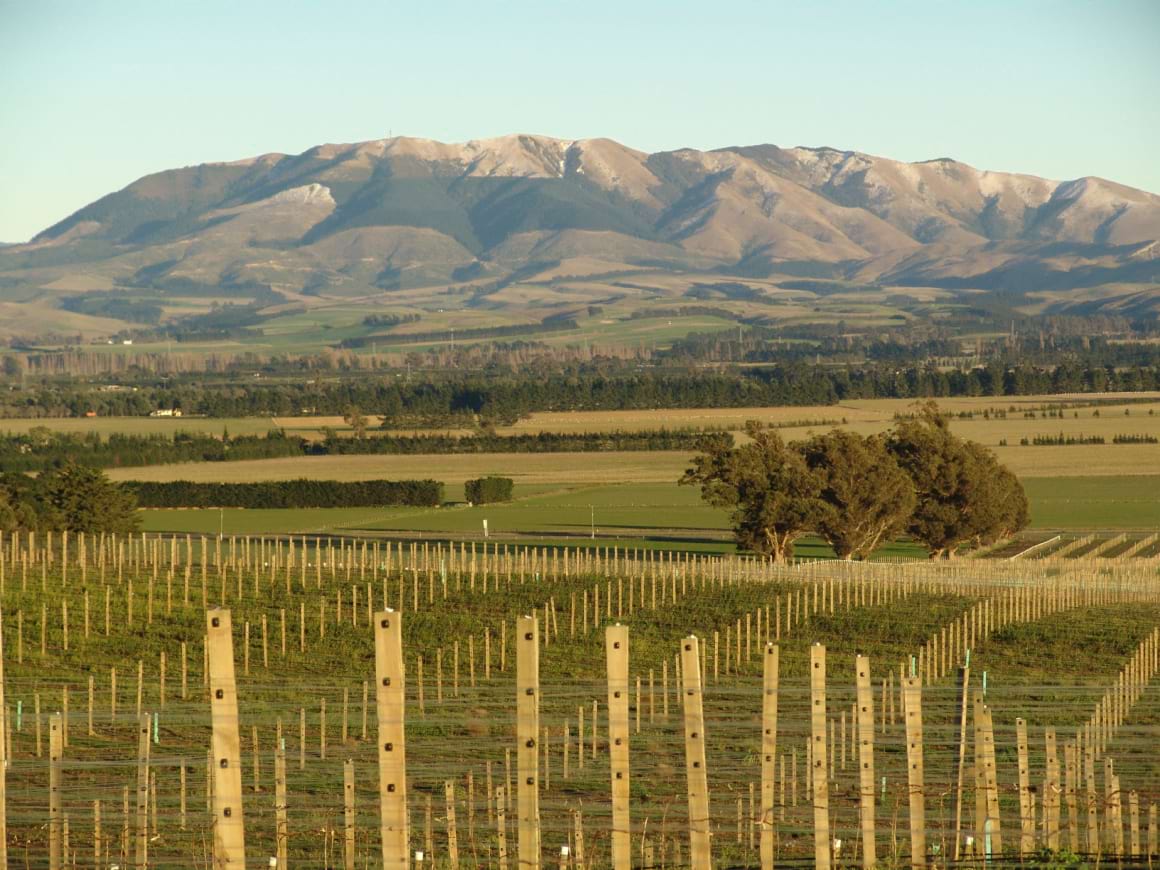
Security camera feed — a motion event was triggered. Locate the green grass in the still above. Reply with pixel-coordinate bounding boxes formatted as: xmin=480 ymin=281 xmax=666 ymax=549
xmin=1023 ymin=476 xmax=1160 ymax=529
xmin=139 ymin=481 xmax=927 ymax=558
xmin=139 ymin=474 xmax=1153 ymax=559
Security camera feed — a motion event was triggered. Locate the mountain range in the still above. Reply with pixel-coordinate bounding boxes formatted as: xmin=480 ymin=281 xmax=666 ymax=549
xmin=2 ymin=134 xmax=1158 ymax=343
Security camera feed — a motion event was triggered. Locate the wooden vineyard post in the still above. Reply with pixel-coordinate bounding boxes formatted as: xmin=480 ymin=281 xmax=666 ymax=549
xmin=375 ymin=609 xmax=409 ymax=868
xmin=760 ymin=644 xmax=779 ymax=870
xmin=951 ymin=660 xmax=970 ymax=862
xmin=49 ymin=712 xmax=63 ymax=870
xmin=207 ymin=608 xmax=247 ymax=867
xmin=93 ymin=800 xmax=101 ymax=868
xmin=1149 ymin=802 xmax=1157 ymax=859
xmin=275 ymin=743 xmax=288 ymax=867
xmin=136 ymin=712 xmax=151 ymax=868
xmin=0 ymin=610 xmax=7 ymax=870
xmin=810 ymin=644 xmax=830 ymax=870
xmin=1130 ymin=791 xmax=1140 ymax=858
xmin=497 ymin=786 xmax=509 ymax=870
xmin=1044 ymin=728 xmax=1060 ymax=850
xmin=445 ymin=780 xmax=459 ymax=866
xmin=903 ymin=676 xmax=926 ymax=869
xmin=973 ymin=692 xmax=1002 ymax=855
xmin=1017 ymin=717 xmax=1034 ymax=855
xmin=681 ymin=635 xmax=711 ymax=869
xmin=1084 ymin=744 xmax=1098 ymax=856
xmin=344 ymin=759 xmax=356 ymax=870
xmin=517 ymin=615 xmax=541 ymax=868
xmin=1064 ymin=742 xmax=1079 ymax=853
xmin=606 ymin=624 xmax=631 ymax=870
xmin=855 ymin=653 xmax=876 ymax=868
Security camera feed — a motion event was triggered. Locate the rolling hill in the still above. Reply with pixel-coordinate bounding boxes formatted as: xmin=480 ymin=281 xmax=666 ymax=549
xmin=2 ymin=134 xmax=1158 ymax=344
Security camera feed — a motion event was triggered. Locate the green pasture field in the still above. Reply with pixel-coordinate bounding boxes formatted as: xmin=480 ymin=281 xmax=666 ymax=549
xmin=1021 ymin=476 xmax=1160 ymax=530
xmin=137 ymin=475 xmax=1152 ymax=557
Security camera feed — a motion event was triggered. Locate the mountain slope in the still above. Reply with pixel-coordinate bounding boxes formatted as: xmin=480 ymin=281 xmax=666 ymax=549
xmin=2 ymin=134 xmax=1158 ymax=339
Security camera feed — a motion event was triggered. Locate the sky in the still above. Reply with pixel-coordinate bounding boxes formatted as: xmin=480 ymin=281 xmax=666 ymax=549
xmin=0 ymin=0 xmax=1157 ymax=242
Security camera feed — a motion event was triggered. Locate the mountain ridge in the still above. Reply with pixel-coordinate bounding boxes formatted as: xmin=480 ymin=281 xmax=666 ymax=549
xmin=3 ymin=134 xmax=1158 ymax=341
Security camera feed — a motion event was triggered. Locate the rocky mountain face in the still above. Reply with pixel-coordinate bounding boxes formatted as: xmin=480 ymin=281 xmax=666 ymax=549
xmin=4 ymin=134 xmax=1159 ymax=333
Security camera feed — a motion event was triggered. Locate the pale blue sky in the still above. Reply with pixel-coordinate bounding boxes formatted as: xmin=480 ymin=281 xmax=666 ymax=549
xmin=1 ymin=0 xmax=1157 ymax=242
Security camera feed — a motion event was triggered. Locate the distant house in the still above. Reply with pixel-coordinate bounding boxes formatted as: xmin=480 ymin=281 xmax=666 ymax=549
xmin=148 ymin=408 xmax=183 ymax=418
xmin=121 ymin=339 xmax=133 ymax=346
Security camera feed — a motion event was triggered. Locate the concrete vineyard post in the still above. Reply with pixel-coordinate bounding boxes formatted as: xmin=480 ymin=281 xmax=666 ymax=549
xmin=605 ymin=624 xmax=631 ymax=870
xmin=375 ymin=609 xmax=409 ymax=868
xmin=206 ymin=608 xmax=247 ymax=867
xmin=517 ymin=614 xmax=541 ymax=868
xmin=681 ymin=635 xmax=711 ymax=869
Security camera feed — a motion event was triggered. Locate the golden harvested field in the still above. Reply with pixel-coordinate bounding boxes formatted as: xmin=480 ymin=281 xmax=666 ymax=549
xmin=8 ymin=392 xmax=1160 ymax=440
xmin=503 ymin=393 xmax=1160 ymax=435
xmin=989 ymin=444 xmax=1160 ymax=477
xmin=0 ymin=415 xmax=282 ymax=437
xmin=765 ymin=406 xmax=1160 ymax=449
xmin=9 ymin=393 xmax=1160 ymax=479
xmin=0 ymin=414 xmax=464 ymax=440
xmin=107 ymin=440 xmax=1160 ymax=487
xmin=107 ymin=451 xmax=695 ymax=487
xmin=498 ymin=405 xmax=882 ymax=433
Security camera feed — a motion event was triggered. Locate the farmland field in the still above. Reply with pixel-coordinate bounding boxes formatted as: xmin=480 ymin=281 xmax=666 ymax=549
xmin=40 ymin=390 xmax=1150 ymax=543
xmin=2 ymin=532 xmax=1157 ymax=866
xmin=135 ymin=474 xmax=1160 ymax=543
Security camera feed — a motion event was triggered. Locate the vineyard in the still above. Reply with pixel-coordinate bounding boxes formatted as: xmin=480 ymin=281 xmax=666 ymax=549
xmin=1 ymin=532 xmax=1159 ymax=867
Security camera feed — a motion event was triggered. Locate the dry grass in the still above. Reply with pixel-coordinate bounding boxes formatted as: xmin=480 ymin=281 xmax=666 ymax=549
xmin=106 ymin=441 xmax=1160 ymax=485
xmin=501 ymin=393 xmax=1160 ymax=436
xmin=0 ymin=415 xmax=281 ymax=437
xmin=107 ymin=450 xmax=694 ymax=487
xmin=11 ymin=392 xmax=1160 ymax=478
xmin=498 ymin=405 xmax=882 ymax=434
xmin=990 ymin=444 xmax=1160 ymax=477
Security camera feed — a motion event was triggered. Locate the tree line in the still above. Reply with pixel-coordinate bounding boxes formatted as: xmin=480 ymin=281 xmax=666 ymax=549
xmin=320 ymin=428 xmax=731 ymax=455
xmin=465 ymin=477 xmax=514 ymax=505
xmin=0 ymin=428 xmax=304 ymax=472
xmin=126 ymin=479 xmax=443 ymax=509
xmin=3 ymin=360 xmax=1160 ymax=420
xmin=0 ymin=464 xmax=139 ymax=534
xmin=682 ymin=402 xmax=1028 ymax=561
xmin=0 ymin=427 xmax=731 ymax=472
